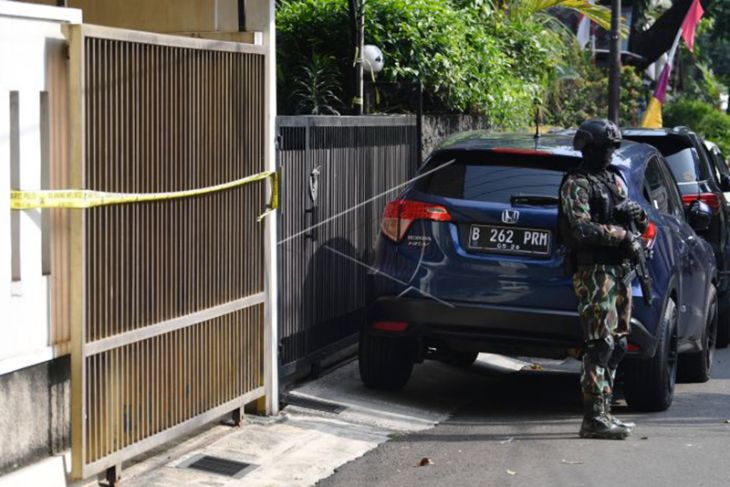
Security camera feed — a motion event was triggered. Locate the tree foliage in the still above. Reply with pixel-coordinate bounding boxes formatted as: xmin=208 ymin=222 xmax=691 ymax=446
xmin=664 ymin=99 xmax=730 ymax=154
xmin=543 ymin=62 xmax=644 ymax=127
xmin=277 ymin=0 xmax=637 ymax=128
xmin=698 ymin=0 xmax=730 ymax=86
xmin=510 ymin=0 xmax=614 ymax=31
xmin=277 ymin=0 xmax=351 ymax=113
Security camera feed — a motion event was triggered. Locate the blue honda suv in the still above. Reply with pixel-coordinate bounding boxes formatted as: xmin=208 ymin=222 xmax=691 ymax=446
xmin=361 ymin=132 xmax=717 ymax=412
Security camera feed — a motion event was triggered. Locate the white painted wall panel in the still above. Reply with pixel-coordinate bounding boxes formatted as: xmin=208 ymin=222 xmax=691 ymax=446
xmin=0 ymin=2 xmax=81 ymax=375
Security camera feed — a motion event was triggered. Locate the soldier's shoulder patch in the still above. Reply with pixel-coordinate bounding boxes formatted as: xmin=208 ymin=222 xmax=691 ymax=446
xmin=562 ymin=173 xmax=591 ymax=193
xmin=613 ymin=174 xmax=629 ymax=197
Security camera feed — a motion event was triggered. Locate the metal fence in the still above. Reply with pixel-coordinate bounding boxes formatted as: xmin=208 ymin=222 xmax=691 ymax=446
xmin=64 ymin=24 xmax=270 ymax=480
xmin=276 ymin=116 xmax=419 ymax=381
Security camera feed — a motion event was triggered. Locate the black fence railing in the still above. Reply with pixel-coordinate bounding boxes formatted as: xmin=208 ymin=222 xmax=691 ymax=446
xmin=276 ymin=116 xmax=419 ymax=382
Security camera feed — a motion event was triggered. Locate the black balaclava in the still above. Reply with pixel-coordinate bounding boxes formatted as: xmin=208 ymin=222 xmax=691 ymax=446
xmin=581 ymin=144 xmax=616 ymax=173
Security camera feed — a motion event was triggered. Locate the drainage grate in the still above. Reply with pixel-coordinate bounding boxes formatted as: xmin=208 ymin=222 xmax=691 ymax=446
xmin=181 ymin=454 xmax=256 ymax=479
xmin=284 ymin=394 xmax=347 ymax=414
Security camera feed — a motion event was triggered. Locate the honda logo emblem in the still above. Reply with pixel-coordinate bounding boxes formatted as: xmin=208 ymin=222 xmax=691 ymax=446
xmin=501 ymin=209 xmax=520 ymax=224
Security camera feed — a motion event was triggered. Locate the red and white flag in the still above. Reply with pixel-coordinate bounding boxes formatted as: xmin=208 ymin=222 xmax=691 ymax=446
xmin=681 ymin=0 xmax=704 ymax=52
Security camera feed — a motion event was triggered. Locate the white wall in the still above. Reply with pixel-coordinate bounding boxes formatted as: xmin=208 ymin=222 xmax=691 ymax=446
xmin=0 ymin=1 xmax=81 ymax=375
xmin=245 ymin=0 xmax=278 ymax=414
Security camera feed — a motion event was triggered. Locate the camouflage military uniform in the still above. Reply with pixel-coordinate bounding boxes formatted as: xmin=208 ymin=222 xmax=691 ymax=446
xmin=562 ymin=118 xmax=646 ymax=439
xmin=560 ymin=171 xmax=632 ymax=401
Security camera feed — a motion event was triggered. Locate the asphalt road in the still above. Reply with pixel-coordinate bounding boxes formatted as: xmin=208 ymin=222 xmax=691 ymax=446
xmin=319 ymin=348 xmax=730 ymax=487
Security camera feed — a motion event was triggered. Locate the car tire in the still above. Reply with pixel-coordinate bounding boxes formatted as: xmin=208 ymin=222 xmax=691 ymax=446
xmin=359 ymin=328 xmax=414 ymax=391
xmin=716 ymin=292 xmax=730 ymax=349
xmin=439 ymin=350 xmax=479 ymax=368
xmin=623 ymin=297 xmax=678 ymax=412
xmin=679 ymin=285 xmax=717 ymax=383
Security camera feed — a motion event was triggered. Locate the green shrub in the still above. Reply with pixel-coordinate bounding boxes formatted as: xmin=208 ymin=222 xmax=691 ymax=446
xmin=663 ymin=99 xmax=714 ymax=130
xmin=277 ymin=0 xmax=561 ymax=128
xmin=276 ymin=0 xmax=640 ymax=129
xmin=664 ymin=98 xmax=730 ymax=155
xmin=276 ymin=0 xmax=351 ymax=113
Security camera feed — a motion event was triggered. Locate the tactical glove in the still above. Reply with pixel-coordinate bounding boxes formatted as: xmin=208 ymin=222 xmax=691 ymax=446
xmin=614 ymin=200 xmax=645 ymax=226
xmin=621 ymin=231 xmax=644 ymax=260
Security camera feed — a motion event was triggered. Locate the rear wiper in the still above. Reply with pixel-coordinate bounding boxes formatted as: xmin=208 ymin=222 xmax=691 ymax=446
xmin=510 ymin=194 xmax=559 ymax=206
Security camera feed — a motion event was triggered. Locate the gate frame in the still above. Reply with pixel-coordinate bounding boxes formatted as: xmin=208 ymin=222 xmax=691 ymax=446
xmin=64 ymin=23 xmax=277 ymax=480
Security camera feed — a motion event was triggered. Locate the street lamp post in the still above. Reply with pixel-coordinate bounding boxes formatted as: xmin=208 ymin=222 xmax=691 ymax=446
xmin=608 ymin=0 xmax=621 ymax=124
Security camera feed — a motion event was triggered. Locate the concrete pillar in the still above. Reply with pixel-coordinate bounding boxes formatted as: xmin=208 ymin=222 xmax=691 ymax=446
xmin=246 ymin=0 xmax=278 ymax=415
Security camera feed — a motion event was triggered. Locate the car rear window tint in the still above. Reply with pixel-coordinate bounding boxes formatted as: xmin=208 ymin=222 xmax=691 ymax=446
xmin=419 ymin=160 xmax=564 ymax=204
xmin=625 ymin=134 xmax=711 ymax=181
xmin=665 ymin=148 xmax=702 ymax=184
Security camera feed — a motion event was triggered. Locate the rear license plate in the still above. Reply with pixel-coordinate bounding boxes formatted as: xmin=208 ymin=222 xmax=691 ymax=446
xmin=467 ymin=224 xmax=551 ymax=256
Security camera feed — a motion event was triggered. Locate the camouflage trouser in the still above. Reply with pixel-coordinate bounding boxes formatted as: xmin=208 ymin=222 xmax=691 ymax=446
xmin=573 ymin=264 xmax=632 ymax=400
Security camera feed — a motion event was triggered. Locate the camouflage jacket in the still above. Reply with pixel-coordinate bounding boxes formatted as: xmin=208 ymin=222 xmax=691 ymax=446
xmin=559 ymin=170 xmax=628 ymax=249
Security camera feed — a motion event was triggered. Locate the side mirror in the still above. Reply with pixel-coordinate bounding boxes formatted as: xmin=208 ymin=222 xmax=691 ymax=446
xmin=721 ymin=175 xmax=730 ymax=192
xmin=687 ymin=200 xmax=713 ymax=232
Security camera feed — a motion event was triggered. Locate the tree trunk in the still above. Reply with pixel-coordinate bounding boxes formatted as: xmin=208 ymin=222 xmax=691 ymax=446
xmin=347 ymin=0 xmax=363 ymax=114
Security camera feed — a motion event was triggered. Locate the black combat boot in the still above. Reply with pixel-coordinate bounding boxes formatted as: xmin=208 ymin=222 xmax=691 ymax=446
xmin=604 ymin=395 xmax=635 ymax=430
xmin=579 ymin=398 xmax=631 ymax=440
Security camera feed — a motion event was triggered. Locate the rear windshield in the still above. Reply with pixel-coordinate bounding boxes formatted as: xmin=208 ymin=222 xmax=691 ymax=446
xmin=624 ymin=134 xmax=711 ymax=181
xmin=417 ymin=154 xmax=567 ymax=204
xmin=665 ymin=148 xmax=703 ymax=185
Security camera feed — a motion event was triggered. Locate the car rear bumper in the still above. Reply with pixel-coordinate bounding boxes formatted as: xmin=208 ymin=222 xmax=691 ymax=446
xmin=368 ymin=296 xmax=657 ymax=358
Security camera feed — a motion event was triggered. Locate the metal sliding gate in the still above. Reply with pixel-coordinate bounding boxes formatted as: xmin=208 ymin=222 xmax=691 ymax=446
xmin=63 ymin=25 xmax=271 ymax=480
xmin=276 ymin=116 xmax=419 ymax=381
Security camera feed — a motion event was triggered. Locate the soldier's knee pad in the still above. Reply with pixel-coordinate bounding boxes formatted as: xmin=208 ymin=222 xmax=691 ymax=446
xmin=608 ymin=336 xmax=628 ymax=370
xmin=585 ymin=335 xmax=614 ymax=368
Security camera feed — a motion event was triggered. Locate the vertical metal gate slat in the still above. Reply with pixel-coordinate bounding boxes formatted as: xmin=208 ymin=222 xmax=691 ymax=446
xmin=65 ymin=24 xmax=270 ymax=480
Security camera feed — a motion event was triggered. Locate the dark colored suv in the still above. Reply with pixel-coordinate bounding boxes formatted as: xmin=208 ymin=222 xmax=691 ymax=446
xmin=361 ymin=132 xmax=717 ymax=411
xmin=624 ymin=128 xmax=730 ymax=347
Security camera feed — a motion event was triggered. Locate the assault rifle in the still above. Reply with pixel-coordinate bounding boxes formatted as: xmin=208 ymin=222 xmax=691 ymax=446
xmin=628 ymin=220 xmax=652 ymax=306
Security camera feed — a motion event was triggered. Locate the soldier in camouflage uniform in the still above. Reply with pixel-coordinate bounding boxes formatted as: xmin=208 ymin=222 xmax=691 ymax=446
xmin=559 ymin=119 xmax=648 ymax=440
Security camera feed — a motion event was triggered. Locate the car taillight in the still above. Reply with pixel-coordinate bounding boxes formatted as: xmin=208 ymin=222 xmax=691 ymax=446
xmin=642 ymin=221 xmax=657 ymax=249
xmin=682 ymin=193 xmax=721 ymax=213
xmin=380 ymin=199 xmax=452 ymax=243
xmin=373 ymin=321 xmax=408 ymax=332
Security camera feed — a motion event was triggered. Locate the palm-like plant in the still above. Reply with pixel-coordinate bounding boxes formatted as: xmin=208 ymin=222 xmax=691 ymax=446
xmin=291 ymin=53 xmax=343 ymax=116
xmin=508 ymin=0 xmax=615 ymax=32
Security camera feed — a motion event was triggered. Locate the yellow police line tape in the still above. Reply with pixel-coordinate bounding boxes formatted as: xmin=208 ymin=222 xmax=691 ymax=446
xmin=11 ymin=170 xmax=279 ymax=222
